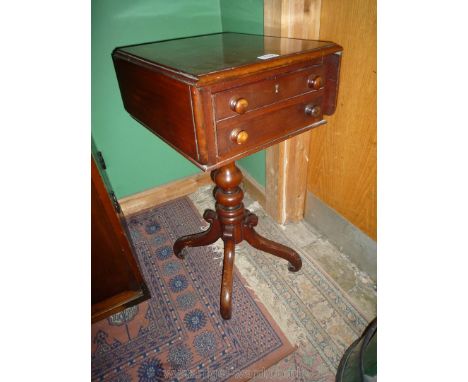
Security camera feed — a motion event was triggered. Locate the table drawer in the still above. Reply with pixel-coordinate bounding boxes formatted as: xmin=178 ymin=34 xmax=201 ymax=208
xmin=216 ymin=91 xmax=324 ymax=158
xmin=213 ymin=65 xmax=326 ymax=121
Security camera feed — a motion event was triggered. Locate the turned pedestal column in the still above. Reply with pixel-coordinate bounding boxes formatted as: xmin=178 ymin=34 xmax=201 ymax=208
xmin=173 ymin=162 xmax=302 ymax=320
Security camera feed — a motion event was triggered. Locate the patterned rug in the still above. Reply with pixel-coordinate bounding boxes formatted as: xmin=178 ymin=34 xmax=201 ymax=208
xmin=189 ymin=187 xmax=373 ymax=382
xmin=91 ymin=197 xmax=295 ymax=381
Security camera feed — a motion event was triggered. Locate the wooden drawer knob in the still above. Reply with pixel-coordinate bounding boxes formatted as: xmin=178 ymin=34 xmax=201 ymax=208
xmin=229 ymin=97 xmax=249 ymax=114
xmin=230 ymin=129 xmax=249 ymax=145
xmin=304 ymin=104 xmax=321 ymax=118
xmin=307 ymin=75 xmax=324 ymax=90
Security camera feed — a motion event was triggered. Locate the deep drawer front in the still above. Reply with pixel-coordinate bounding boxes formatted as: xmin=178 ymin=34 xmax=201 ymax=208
xmin=213 ymin=65 xmax=326 ymax=121
xmin=216 ymin=91 xmax=324 ymax=158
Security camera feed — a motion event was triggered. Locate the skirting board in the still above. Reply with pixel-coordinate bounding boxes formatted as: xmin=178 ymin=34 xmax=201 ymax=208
xmin=304 ymin=192 xmax=377 ymax=282
xmin=119 ymin=172 xmax=212 ymax=216
xmin=119 ymin=168 xmax=266 ymax=218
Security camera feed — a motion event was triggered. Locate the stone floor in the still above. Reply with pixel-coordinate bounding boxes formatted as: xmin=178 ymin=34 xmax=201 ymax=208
xmin=189 ymin=185 xmax=377 ymax=321
xmin=188 ymin=185 xmax=377 ymax=380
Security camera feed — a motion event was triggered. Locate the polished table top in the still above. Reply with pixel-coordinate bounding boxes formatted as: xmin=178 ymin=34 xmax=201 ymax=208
xmin=115 ymin=33 xmax=340 ymax=84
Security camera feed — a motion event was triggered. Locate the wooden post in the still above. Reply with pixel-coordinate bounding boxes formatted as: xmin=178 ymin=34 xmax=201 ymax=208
xmin=264 ymin=0 xmax=322 ymax=223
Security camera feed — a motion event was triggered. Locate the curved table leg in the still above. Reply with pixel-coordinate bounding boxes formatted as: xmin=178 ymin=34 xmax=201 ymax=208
xmin=173 ymin=209 xmax=221 ymax=259
xmin=243 ymin=212 xmax=302 ymax=272
xmin=220 ymin=239 xmax=235 ymax=320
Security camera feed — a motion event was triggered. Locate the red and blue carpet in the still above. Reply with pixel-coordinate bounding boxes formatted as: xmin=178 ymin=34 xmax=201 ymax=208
xmin=92 ymin=197 xmax=294 ymax=381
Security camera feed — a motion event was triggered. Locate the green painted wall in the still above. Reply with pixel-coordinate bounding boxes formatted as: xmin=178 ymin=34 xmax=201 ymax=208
xmin=92 ymin=0 xmax=222 ymax=198
xmin=220 ymin=0 xmax=266 ymax=187
xmin=220 ymin=0 xmax=264 ymax=35
xmin=92 ymin=0 xmax=266 ymax=197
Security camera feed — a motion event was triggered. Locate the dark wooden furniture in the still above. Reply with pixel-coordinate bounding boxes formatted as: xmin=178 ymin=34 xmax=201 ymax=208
xmin=91 ymin=156 xmax=149 ymax=322
xmin=113 ymin=33 xmax=342 ymax=319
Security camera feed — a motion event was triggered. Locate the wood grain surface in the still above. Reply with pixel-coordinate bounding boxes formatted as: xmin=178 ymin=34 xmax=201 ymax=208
xmin=307 ymin=0 xmax=377 ymax=239
xmin=264 ymin=0 xmax=322 ymax=223
xmin=119 ymin=172 xmax=212 ymax=216
xmin=91 ymin=157 xmax=149 ymax=322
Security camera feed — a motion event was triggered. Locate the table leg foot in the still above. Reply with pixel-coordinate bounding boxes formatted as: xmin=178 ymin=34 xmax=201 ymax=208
xmin=243 ymin=211 xmax=302 ymax=272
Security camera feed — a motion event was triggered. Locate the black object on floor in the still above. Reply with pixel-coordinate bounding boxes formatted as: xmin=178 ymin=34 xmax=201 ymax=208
xmin=336 ymin=317 xmax=377 ymax=382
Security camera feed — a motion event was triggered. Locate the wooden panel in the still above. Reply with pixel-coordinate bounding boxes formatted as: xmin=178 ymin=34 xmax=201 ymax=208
xmin=113 ymin=57 xmax=198 ymax=162
xmin=307 ymin=0 xmax=377 ymax=239
xmin=266 ymin=134 xmax=310 ymax=222
xmin=91 ymin=158 xmax=149 ymax=322
xmin=280 ymin=0 xmax=321 ymax=40
xmin=264 ymin=0 xmax=322 ymax=223
xmin=264 ymin=0 xmax=282 ymax=36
